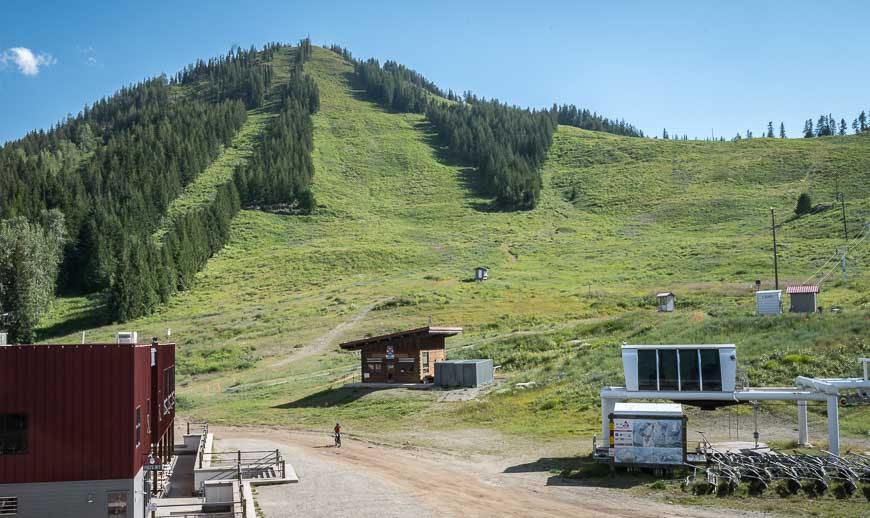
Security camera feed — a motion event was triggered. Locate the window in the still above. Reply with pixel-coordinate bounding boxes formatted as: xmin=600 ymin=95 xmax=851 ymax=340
xmin=164 ymin=367 xmax=175 ymax=397
xmin=679 ymin=349 xmax=700 ymax=390
xmin=135 ymin=407 xmax=141 ymax=448
xmin=637 ymin=350 xmax=657 ymax=390
xmin=0 ymin=496 xmax=17 ymax=516
xmin=700 ymin=350 xmax=722 ymax=391
xmin=0 ymin=415 xmax=27 ymax=455
xmin=367 ymin=361 xmax=382 ymax=373
xmin=658 ymin=350 xmax=679 ymax=390
xmin=107 ymin=492 xmax=128 ymax=516
xmin=422 ymin=352 xmax=430 ymax=374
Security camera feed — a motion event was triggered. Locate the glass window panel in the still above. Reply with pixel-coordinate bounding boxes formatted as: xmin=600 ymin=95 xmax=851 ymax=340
xmin=107 ymin=492 xmax=128 ymax=516
xmin=637 ymin=350 xmax=657 ymax=390
xmin=679 ymin=349 xmax=700 ymax=390
xmin=0 ymin=414 xmax=28 ymax=455
xmin=700 ymin=349 xmax=722 ymax=391
xmin=658 ymin=350 xmax=679 ymax=390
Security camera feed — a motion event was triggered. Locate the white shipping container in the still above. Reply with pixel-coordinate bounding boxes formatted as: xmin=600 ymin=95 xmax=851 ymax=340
xmin=756 ymin=290 xmax=782 ymax=315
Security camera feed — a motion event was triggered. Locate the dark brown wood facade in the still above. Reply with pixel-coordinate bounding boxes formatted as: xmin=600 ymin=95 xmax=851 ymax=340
xmin=340 ymin=327 xmax=461 ymax=383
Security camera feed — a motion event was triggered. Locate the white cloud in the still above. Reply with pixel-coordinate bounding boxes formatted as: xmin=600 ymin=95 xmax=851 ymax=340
xmin=81 ymin=45 xmax=97 ymax=66
xmin=0 ymin=47 xmax=56 ymax=76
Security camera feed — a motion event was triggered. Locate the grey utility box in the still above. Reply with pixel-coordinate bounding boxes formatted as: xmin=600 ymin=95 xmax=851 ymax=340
xmin=434 ymin=359 xmax=494 ymax=388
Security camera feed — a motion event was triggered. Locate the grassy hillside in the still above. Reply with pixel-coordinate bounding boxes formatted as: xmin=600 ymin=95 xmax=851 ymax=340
xmin=40 ymin=47 xmax=869 ymax=448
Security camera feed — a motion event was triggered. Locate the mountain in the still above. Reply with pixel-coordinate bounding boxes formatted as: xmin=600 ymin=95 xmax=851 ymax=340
xmin=2 ymin=45 xmax=869 ymax=483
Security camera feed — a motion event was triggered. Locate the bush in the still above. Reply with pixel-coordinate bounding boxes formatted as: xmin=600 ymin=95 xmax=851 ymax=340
xmin=795 ymin=193 xmax=812 ymax=215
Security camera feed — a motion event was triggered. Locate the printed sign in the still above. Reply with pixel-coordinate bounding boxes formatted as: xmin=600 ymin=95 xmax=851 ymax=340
xmin=143 ymin=463 xmax=167 ymax=472
xmin=385 ymin=345 xmax=395 ymax=360
xmin=613 ymin=418 xmax=683 ymax=465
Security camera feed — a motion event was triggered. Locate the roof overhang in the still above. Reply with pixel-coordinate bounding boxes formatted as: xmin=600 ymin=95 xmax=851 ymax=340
xmin=621 ymin=344 xmax=736 ymax=350
xmin=786 ymin=285 xmax=820 ymax=294
xmin=340 ymin=326 xmax=463 ymax=350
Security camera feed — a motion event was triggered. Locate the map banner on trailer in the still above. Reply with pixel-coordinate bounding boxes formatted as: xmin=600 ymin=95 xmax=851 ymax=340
xmin=612 ymin=416 xmax=685 ymax=465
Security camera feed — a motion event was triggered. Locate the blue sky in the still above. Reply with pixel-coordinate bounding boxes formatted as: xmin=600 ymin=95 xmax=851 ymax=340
xmin=2 ymin=1 xmax=869 ymax=143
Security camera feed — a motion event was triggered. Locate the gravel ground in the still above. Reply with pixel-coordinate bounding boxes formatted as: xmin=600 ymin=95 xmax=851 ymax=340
xmin=214 ymin=428 xmax=768 ymax=518
xmin=215 ymin=435 xmax=433 ymax=518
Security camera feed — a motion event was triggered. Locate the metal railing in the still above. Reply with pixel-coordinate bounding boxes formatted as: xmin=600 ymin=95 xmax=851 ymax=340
xmin=152 ymin=501 xmax=244 ymax=518
xmin=188 ymin=421 xmax=209 ymax=435
xmin=207 ymin=449 xmax=285 ymax=478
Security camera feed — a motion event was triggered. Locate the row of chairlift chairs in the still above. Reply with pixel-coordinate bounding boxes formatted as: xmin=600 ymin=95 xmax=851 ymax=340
xmin=685 ymin=437 xmax=870 ymax=500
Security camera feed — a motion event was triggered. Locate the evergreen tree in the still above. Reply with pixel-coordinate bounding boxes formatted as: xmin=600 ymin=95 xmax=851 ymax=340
xmin=803 ymin=119 xmax=814 ymax=138
xmin=662 ymin=128 xmax=669 ymax=139
xmin=779 ymin=122 xmax=786 ymax=138
xmin=0 ymin=211 xmax=66 ymax=342
xmin=766 ymin=121 xmax=774 ymax=138
xmin=839 ymin=118 xmax=847 ymax=136
xmin=795 ymin=192 xmax=812 ymax=216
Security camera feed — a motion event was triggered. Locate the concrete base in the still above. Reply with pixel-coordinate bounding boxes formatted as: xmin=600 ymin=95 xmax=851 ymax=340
xmin=342 ymin=382 xmax=435 ymax=390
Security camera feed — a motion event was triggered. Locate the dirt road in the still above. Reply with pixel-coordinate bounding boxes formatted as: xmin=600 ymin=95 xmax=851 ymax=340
xmin=214 ymin=427 xmax=765 ymax=518
xmin=271 ymin=304 xmax=374 ymax=369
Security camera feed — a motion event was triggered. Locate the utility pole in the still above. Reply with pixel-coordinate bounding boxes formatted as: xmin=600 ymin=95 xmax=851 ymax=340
xmin=770 ymin=208 xmax=779 ymax=290
xmin=837 ymin=192 xmax=847 ymax=240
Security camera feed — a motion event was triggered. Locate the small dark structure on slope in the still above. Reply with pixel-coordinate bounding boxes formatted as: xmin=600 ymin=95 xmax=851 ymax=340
xmin=475 ymin=267 xmax=489 ymax=282
xmin=787 ymin=285 xmax=819 ymax=313
xmin=340 ymin=326 xmax=462 ymax=383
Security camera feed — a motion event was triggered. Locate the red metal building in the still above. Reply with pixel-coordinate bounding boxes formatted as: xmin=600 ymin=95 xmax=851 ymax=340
xmin=0 ymin=339 xmax=175 ymax=517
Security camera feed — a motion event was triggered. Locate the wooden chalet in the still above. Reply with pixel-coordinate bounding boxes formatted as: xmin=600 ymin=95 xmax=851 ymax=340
xmin=340 ymin=326 xmax=462 ymax=383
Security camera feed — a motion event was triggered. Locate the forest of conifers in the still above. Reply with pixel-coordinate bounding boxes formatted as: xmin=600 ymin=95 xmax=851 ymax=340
xmin=0 ymin=41 xmax=319 ymax=340
xmin=349 ymin=50 xmax=642 ymax=208
xmin=0 ymin=40 xmax=644 ymax=340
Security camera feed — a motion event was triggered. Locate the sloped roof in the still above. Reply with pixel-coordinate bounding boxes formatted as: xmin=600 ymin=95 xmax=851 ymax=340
xmin=786 ymin=285 xmax=819 ymax=294
xmin=339 ymin=326 xmax=463 ymax=350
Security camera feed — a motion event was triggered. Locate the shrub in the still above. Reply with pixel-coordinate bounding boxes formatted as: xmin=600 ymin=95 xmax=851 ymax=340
xmin=795 ymin=193 xmax=812 ymax=215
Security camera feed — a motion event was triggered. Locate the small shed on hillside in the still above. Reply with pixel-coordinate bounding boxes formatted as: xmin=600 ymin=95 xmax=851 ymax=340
xmin=787 ymin=285 xmax=819 ymax=313
xmin=475 ymin=267 xmax=489 ymax=282
xmin=340 ymin=326 xmax=462 ymax=383
xmin=656 ymin=292 xmax=675 ymax=312
xmin=434 ymin=359 xmax=494 ymax=388
xmin=756 ymin=289 xmax=782 ymax=315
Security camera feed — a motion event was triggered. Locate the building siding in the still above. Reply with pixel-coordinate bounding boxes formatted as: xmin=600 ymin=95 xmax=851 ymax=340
xmin=789 ymin=293 xmax=817 ymax=313
xmin=360 ymin=336 xmax=445 ymax=383
xmin=0 ymin=470 xmax=143 ymax=518
xmin=0 ymin=343 xmax=174 ymax=484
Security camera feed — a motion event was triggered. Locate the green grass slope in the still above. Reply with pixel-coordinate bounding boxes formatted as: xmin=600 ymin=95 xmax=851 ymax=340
xmin=40 ymin=47 xmax=869 ymax=451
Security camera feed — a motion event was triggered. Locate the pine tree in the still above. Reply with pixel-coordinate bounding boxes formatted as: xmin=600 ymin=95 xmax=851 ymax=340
xmin=859 ymin=111 xmax=867 ymax=132
xmin=766 ymin=121 xmax=774 ymax=138
xmin=795 ymin=193 xmax=812 ymax=215
xmin=662 ymin=128 xmax=669 ymax=139
xmin=779 ymin=122 xmax=786 ymax=139
xmin=803 ymin=119 xmax=814 ymax=138
xmin=839 ymin=118 xmax=847 ymax=136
